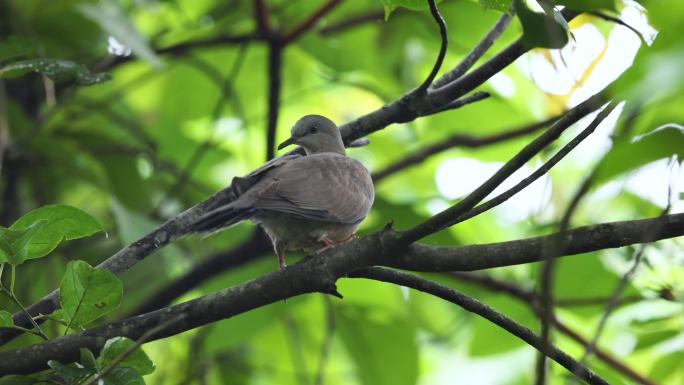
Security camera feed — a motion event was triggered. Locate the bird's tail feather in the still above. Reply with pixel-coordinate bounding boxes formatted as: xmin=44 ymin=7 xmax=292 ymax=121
xmin=188 ymin=205 xmax=254 ymax=234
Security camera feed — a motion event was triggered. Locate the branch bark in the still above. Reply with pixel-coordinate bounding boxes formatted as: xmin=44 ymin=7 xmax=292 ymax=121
xmin=1 ymin=212 xmax=683 ymax=375
xmin=447 ymin=272 xmax=659 ymax=385
xmin=351 ymin=268 xmax=609 ymax=385
xmin=372 ymin=114 xmax=560 ymax=182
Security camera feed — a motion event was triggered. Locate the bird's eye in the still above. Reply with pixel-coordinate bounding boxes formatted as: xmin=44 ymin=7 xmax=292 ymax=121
xmin=310 ymin=126 xmax=319 ymax=134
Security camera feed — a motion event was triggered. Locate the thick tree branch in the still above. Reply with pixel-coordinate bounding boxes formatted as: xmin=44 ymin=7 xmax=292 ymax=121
xmin=1 ymin=212 xmax=683 ymax=374
xmin=372 ymin=114 xmax=560 ymax=183
xmin=350 ymin=268 xmax=609 ymax=385
xmin=129 ymin=231 xmax=270 ymax=316
xmin=0 ymin=9 xmax=585 ymax=345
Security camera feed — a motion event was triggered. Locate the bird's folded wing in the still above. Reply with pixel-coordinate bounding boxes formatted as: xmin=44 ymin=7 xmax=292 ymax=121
xmin=229 ymin=154 xmax=301 ymax=198
xmin=254 ymin=154 xmax=374 ymax=224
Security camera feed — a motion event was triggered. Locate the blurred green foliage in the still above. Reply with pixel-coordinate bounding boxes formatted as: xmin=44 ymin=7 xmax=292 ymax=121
xmin=0 ymin=0 xmax=683 ymax=384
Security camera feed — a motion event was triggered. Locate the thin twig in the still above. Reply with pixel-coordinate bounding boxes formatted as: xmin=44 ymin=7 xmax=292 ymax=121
xmin=265 ymin=42 xmax=283 ymax=161
xmin=282 ymin=0 xmax=343 ymax=43
xmin=0 ymin=81 xmax=9 ymax=178
xmin=254 ymin=0 xmax=272 ymax=35
xmin=536 ymin=174 xmax=595 ymax=385
xmin=372 ymin=114 xmax=561 ymax=183
xmin=589 ymin=12 xmax=646 ymax=45
xmin=314 ymin=297 xmax=335 ymax=385
xmin=456 ymin=102 xmax=617 ymax=225
xmin=446 ymin=272 xmax=659 ymax=385
xmin=398 ymin=92 xmax=606 ymax=244
xmin=317 ymin=9 xmax=384 ymax=35
xmin=0 ymin=265 xmax=49 ymax=340
xmin=423 ymin=91 xmax=490 ymax=116
xmin=81 ymin=315 xmax=187 ymax=385
xmin=351 ymin=267 xmax=609 ymax=385
xmin=153 ymin=45 xmax=249 ymax=212
xmin=284 ymin=314 xmax=312 ymax=385
xmin=579 ymin=162 xmax=676 ymax=365
xmin=2 ymin=212 xmax=684 ymax=374
xmin=431 ymin=9 xmax=514 ymax=89
xmin=417 ymin=0 xmax=448 ymax=93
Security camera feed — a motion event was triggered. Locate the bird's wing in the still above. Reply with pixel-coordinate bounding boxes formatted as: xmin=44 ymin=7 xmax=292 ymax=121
xmin=228 ymin=154 xmax=301 ymax=199
xmin=253 ymin=153 xmax=374 ymax=224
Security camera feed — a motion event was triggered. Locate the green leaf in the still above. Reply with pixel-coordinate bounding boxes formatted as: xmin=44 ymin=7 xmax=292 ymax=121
xmin=47 ymin=360 xmax=94 ymax=383
xmin=555 ymin=0 xmax=615 ymax=12
xmin=10 ymin=204 xmax=103 ymax=261
xmin=594 ymin=124 xmax=684 ymax=185
xmin=514 ymin=0 xmax=569 ymax=48
xmin=0 ymin=36 xmax=33 ymax=62
xmin=480 ymin=0 xmax=512 ymax=12
xmin=80 ymin=348 xmax=100 ymax=371
xmin=0 ymin=375 xmax=37 ymax=385
xmin=337 ymin=305 xmax=418 ymax=385
xmin=104 ymin=367 xmax=146 ymax=385
xmin=59 ymin=260 xmax=123 ymax=327
xmin=0 ymin=310 xmax=14 ymax=328
xmin=99 ymin=337 xmax=155 ymax=375
xmin=0 ymin=59 xmax=111 ymax=85
xmin=380 ymin=0 xmax=443 ymax=18
xmin=78 ymin=1 xmax=163 ymax=68
xmin=650 ymin=351 xmax=684 ymax=382
xmin=0 ymin=220 xmax=48 ymax=265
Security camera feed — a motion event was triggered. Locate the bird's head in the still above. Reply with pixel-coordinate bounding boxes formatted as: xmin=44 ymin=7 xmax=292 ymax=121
xmin=278 ymin=114 xmax=346 ymax=155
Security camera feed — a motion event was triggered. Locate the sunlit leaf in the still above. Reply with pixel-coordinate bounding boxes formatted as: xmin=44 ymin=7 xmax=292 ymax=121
xmin=0 ymin=311 xmax=14 ymax=328
xmin=99 ymin=337 xmax=155 ymax=375
xmin=78 ymin=1 xmax=163 ymax=68
xmin=0 ymin=220 xmax=47 ymax=266
xmin=0 ymin=36 xmax=33 ymax=62
xmin=514 ymin=0 xmax=569 ymax=48
xmin=594 ymin=124 xmax=684 ymax=186
xmin=555 ymin=0 xmax=615 ymax=11
xmin=479 ymin=0 xmax=512 ymax=12
xmin=80 ymin=348 xmax=100 ymax=371
xmin=104 ymin=367 xmax=146 ymax=385
xmin=10 ymin=205 xmax=103 ymax=261
xmin=59 ymin=260 xmax=123 ymax=327
xmin=0 ymin=58 xmax=111 ymax=85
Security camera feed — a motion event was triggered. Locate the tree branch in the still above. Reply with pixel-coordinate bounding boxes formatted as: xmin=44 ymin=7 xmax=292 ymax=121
xmin=128 ymin=231 xmax=270 ymax=316
xmin=447 ymin=272 xmax=659 ymax=385
xmin=398 ymin=92 xmax=606 ymax=244
xmin=0 ymin=9 xmax=587 ymax=345
xmin=1 ymin=212 xmax=683 ymax=374
xmin=431 ymin=9 xmax=513 ymax=89
xmin=350 ymin=267 xmax=609 ymax=385
xmin=282 ymin=0 xmax=344 ymax=44
xmin=265 ymin=41 xmax=283 ymax=161
xmin=317 ymin=9 xmax=384 ymax=35
xmin=416 ymin=0 xmax=448 ymax=93
xmin=372 ymin=114 xmax=560 ymax=183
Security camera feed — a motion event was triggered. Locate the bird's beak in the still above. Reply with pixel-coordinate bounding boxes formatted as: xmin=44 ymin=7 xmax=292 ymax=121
xmin=277 ymin=136 xmax=297 ymax=150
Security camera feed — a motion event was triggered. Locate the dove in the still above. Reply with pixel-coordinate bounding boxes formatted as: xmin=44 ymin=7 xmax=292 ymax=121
xmin=189 ymin=115 xmax=375 ymax=270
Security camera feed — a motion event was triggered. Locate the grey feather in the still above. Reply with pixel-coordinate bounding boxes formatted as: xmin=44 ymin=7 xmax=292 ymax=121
xmin=187 ymin=114 xmax=374 ymax=270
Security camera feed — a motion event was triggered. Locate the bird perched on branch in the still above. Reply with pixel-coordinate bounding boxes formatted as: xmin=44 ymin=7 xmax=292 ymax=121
xmin=189 ymin=115 xmax=375 ymax=270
